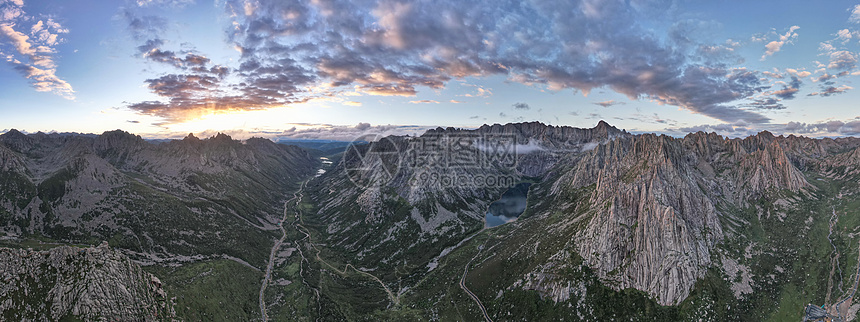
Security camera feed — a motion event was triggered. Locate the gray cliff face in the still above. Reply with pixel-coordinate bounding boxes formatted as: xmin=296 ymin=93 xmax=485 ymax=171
xmin=305 ymin=122 xmax=824 ymax=306
xmin=551 ymin=134 xmax=724 ymax=305
xmin=0 ymin=243 xmax=174 ymax=321
xmin=540 ymin=131 xmax=813 ymax=305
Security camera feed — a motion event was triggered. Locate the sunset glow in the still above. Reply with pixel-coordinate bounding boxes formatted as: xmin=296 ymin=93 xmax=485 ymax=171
xmin=2 ymin=0 xmax=860 ymax=139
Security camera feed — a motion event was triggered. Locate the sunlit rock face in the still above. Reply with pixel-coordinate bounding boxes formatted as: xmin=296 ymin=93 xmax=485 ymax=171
xmin=544 ymin=131 xmax=827 ymax=305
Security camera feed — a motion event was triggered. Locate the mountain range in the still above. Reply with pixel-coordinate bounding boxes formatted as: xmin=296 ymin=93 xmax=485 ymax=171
xmin=1 ymin=122 xmax=859 ymax=321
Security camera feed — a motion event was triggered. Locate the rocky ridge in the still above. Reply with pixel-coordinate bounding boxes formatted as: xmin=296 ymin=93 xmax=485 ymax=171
xmin=304 ymin=122 xmax=626 ymax=278
xmin=306 ymin=122 xmax=860 ymax=308
xmin=0 ymin=242 xmax=174 ymax=321
xmin=0 ymin=130 xmax=318 ymax=267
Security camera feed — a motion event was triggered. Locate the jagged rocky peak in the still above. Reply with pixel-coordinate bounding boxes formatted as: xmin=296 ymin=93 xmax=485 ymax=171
xmin=211 ymin=132 xmax=233 ymax=141
xmin=0 ymin=129 xmax=36 ymax=152
xmin=740 ymin=130 xmax=778 ymax=153
xmin=734 ymin=138 xmax=809 ymax=198
xmin=468 ymin=121 xmax=631 ymax=150
xmin=474 ymin=120 xmax=625 ymax=135
xmin=245 ymin=136 xmax=279 ymax=149
xmin=592 ymin=120 xmax=623 ymax=137
xmin=93 ymin=129 xmax=144 ymax=153
xmin=183 ymin=132 xmax=200 ymax=142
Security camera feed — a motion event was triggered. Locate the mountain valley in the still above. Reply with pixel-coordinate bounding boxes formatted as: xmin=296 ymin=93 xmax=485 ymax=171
xmin=1 ymin=122 xmax=860 ymax=321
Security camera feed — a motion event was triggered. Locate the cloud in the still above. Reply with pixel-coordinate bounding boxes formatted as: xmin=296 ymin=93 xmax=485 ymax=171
xmin=0 ymin=2 xmax=74 ymax=99
xmin=354 ymin=122 xmax=371 ymax=130
xmin=760 ymin=26 xmax=799 ymax=60
xmin=512 ymin=141 xmax=546 ymax=154
xmin=11 ymin=64 xmax=75 ymax=97
xmin=771 ymin=76 xmax=802 ymax=99
xmin=342 ymin=100 xmax=361 ymax=106
xmin=816 ymin=73 xmax=836 ymax=82
xmin=461 ymin=84 xmax=493 ymax=98
xmin=745 ymin=97 xmax=786 ymax=110
xmin=267 ymin=123 xmax=430 ymax=141
xmin=121 ymin=0 xmax=783 ymax=125
xmin=137 ymin=123 xmax=431 ymax=141
xmin=119 ymin=8 xmax=168 ymax=40
xmin=675 ymin=123 xmax=739 ymax=135
xmin=0 ymin=24 xmax=35 ymax=57
xmin=827 ymin=50 xmax=857 ymax=70
xmin=785 ymin=68 xmax=811 ymax=78
xmin=409 ymin=100 xmax=440 ymax=104
xmin=837 ymin=29 xmax=853 ymax=43
xmin=122 ymin=6 xmax=316 ymax=121
xmin=808 ymin=84 xmax=852 ymax=97
xmin=762 ymin=70 xmax=783 ymax=79
xmin=593 ymin=100 xmax=624 ymax=108
xmin=758 ymin=120 xmax=860 ymax=136
xmin=851 ymin=4 xmax=860 ymax=23
xmin=449 ymin=99 xmax=463 ymax=103
xmin=135 ymin=0 xmax=195 ymax=8
xmin=585 ymin=113 xmax=603 ymax=120
xmin=512 ymin=102 xmax=530 ymax=110
xmin=842 ymin=121 xmax=860 ymax=134
xmin=623 ymin=112 xmax=674 ymax=125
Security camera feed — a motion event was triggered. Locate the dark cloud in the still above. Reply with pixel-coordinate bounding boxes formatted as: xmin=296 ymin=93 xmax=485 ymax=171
xmin=772 ymin=76 xmax=801 ymax=99
xmin=842 ymin=121 xmax=860 ymax=134
xmin=512 ymin=102 xmax=530 ymax=110
xmin=136 ymin=40 xmax=221 ymax=72
xmin=354 ymin=122 xmax=371 ymax=130
xmin=785 ymin=120 xmax=860 ymax=135
xmin=808 ymin=85 xmax=853 ymax=97
xmin=126 ymin=0 xmax=799 ymax=124
xmin=120 ymin=8 xmax=168 ymax=40
xmin=745 ymin=97 xmax=786 ymax=110
xmin=816 ymin=73 xmax=836 ymax=82
xmin=136 ymin=39 xmax=163 ymax=54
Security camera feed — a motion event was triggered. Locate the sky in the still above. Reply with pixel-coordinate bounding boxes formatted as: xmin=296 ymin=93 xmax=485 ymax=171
xmin=2 ymin=0 xmax=860 ymax=140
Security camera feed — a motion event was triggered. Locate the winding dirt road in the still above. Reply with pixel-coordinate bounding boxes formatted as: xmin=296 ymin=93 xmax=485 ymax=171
xmin=259 ymin=180 xmax=306 ymax=322
xmin=460 ymin=244 xmax=493 ymax=322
